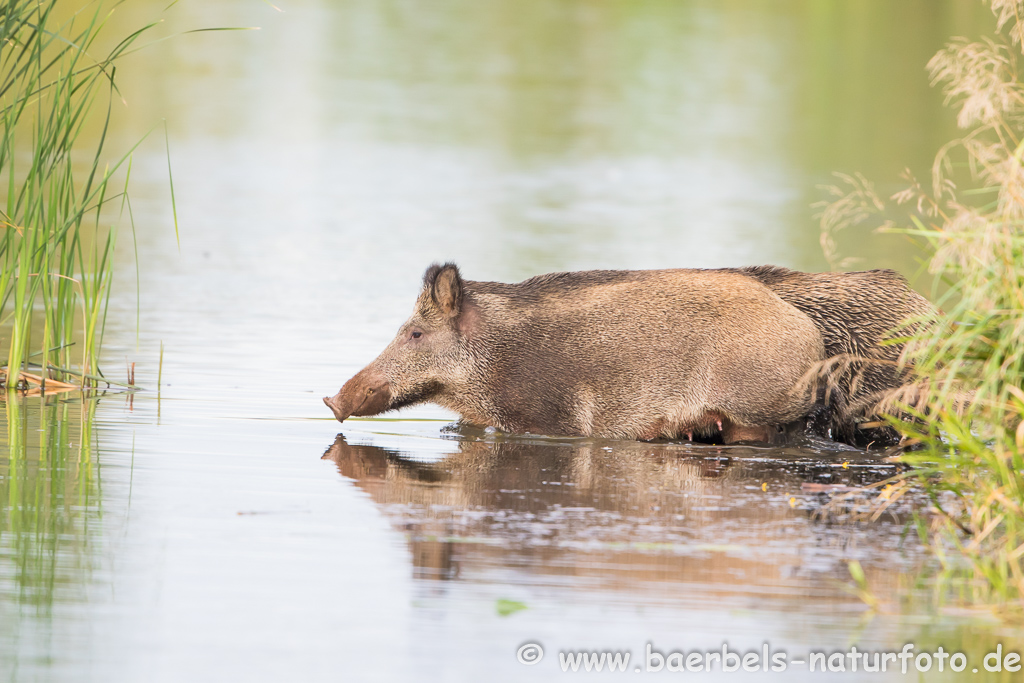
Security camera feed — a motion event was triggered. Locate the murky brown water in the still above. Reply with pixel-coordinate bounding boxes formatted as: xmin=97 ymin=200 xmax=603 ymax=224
xmin=3 ymin=1 xmax=1022 ymax=680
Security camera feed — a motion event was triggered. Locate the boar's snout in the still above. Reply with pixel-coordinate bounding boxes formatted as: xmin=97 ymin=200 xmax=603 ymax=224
xmin=323 ymin=367 xmax=392 ymax=423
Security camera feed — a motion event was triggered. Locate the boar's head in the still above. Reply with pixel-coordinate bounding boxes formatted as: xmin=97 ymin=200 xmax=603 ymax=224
xmin=324 ymin=263 xmax=476 ymax=423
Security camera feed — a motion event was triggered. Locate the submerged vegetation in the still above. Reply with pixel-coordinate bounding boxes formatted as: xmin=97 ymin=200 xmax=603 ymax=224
xmin=822 ymin=0 xmax=1024 ymax=616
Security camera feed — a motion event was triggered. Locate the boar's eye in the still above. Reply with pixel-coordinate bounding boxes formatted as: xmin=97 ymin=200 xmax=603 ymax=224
xmin=410 ymin=331 xmax=422 ymax=340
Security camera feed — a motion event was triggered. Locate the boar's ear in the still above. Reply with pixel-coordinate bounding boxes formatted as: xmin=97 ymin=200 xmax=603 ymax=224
xmin=422 ymin=262 xmax=464 ymax=319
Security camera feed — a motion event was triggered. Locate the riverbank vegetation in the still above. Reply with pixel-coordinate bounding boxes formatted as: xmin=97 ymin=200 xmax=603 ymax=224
xmin=822 ymin=0 xmax=1024 ymax=617
xmin=0 ymin=1 xmax=155 ymax=391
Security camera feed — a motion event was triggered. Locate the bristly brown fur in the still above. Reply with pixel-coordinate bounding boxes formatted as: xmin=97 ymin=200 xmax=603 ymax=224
xmin=328 ymin=263 xmax=933 ymax=448
xmin=735 ymin=265 xmax=934 ymax=445
xmin=328 ymin=264 xmax=827 ymax=444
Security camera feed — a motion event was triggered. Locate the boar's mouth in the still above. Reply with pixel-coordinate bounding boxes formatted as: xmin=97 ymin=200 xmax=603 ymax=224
xmin=323 ymin=368 xmax=392 ymax=423
xmin=385 ymin=381 xmax=443 ymax=413
xmin=323 ymin=377 xmax=442 ymax=424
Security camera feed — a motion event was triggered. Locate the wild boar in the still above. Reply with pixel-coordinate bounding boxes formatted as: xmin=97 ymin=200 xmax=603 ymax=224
xmin=324 ymin=264 xmax=825 ymax=443
xmin=733 ymin=266 xmax=934 ymax=446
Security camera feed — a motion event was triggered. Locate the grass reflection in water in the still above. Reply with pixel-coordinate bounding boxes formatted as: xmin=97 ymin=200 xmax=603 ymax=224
xmin=1 ymin=397 xmax=102 ymax=616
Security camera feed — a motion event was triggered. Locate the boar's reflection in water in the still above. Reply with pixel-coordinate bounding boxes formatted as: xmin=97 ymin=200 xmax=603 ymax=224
xmin=321 ymin=435 xmax=916 ymax=599
xmin=325 ymin=264 xmax=931 ymax=447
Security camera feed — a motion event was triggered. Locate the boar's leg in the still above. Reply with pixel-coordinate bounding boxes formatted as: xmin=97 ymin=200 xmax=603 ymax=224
xmin=641 ymin=413 xmax=771 ymax=444
xmin=720 ymin=421 xmax=770 ymax=444
xmin=637 ymin=418 xmax=667 ymax=441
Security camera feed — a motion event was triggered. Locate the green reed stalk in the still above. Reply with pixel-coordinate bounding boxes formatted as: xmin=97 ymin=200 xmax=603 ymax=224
xmin=0 ymin=1 xmax=160 ymax=389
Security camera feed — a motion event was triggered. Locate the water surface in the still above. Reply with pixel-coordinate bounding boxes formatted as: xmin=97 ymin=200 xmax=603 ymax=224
xmin=2 ymin=1 xmax=1018 ymax=680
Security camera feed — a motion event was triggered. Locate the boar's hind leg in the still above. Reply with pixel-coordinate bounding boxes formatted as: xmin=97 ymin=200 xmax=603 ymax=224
xmin=637 ymin=418 xmax=668 ymax=441
xmin=721 ymin=421 xmax=770 ymax=444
